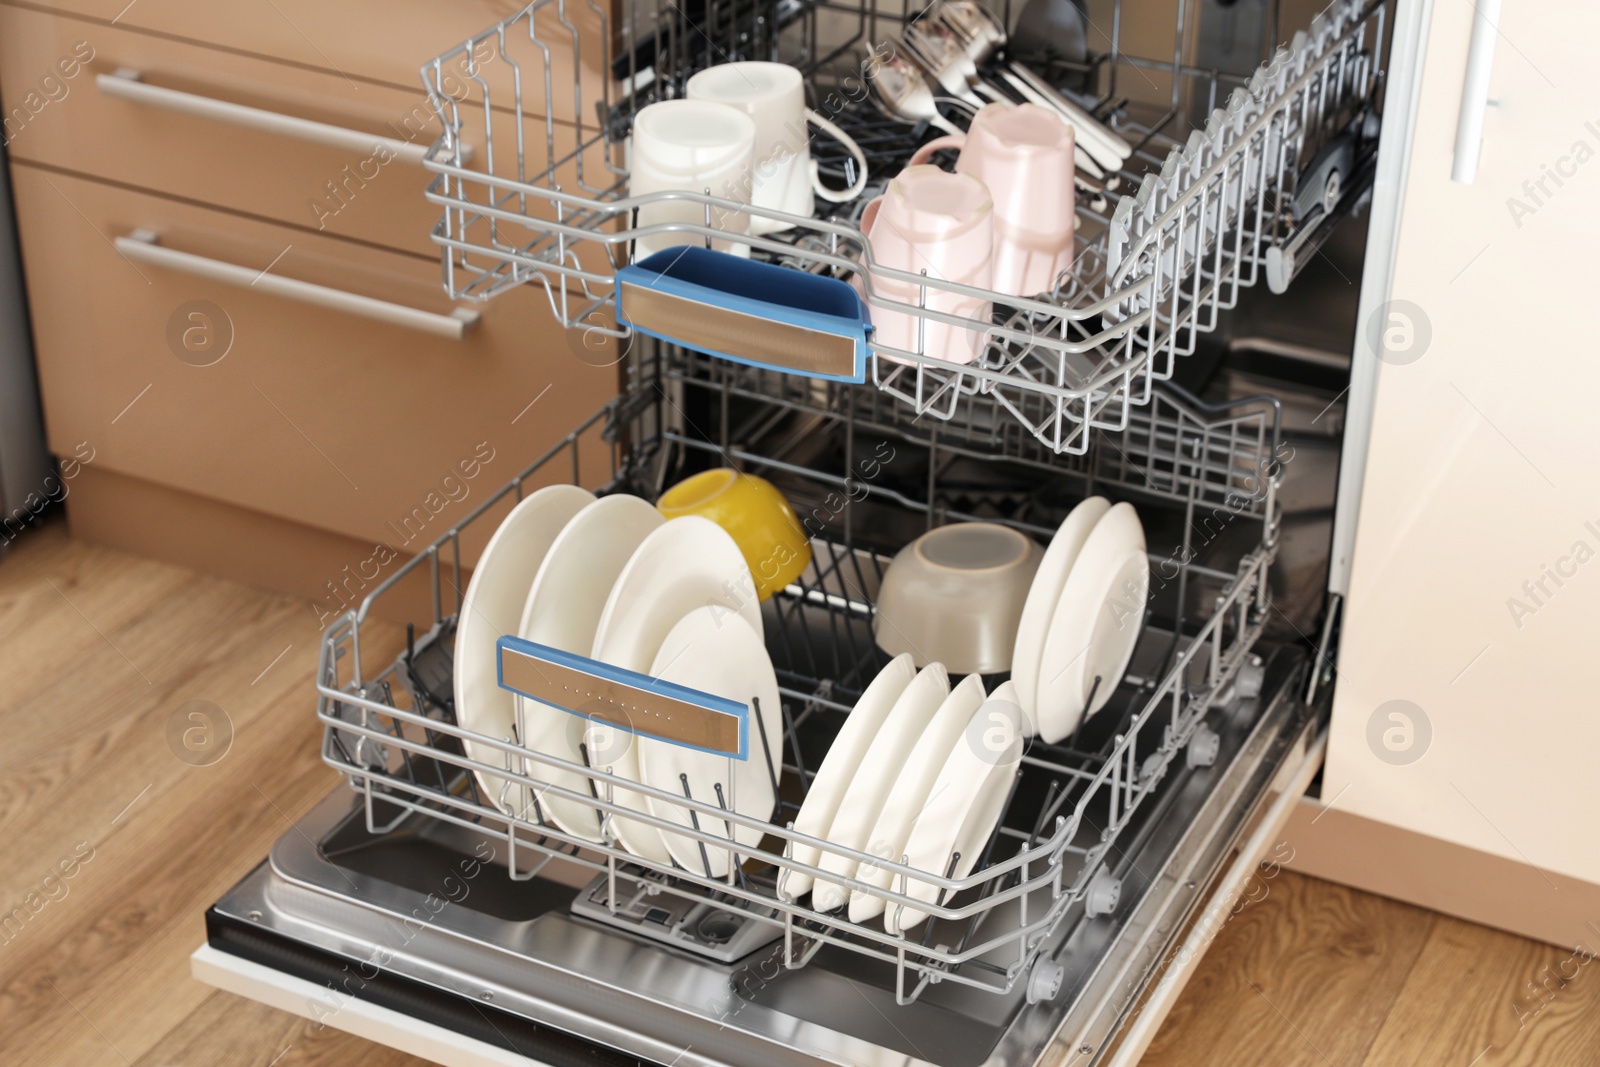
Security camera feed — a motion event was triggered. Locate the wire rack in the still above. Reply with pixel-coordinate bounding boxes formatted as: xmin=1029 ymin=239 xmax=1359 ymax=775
xmin=315 ymin=346 xmax=1281 ymax=1003
xmin=419 ymin=0 xmax=1384 ymax=454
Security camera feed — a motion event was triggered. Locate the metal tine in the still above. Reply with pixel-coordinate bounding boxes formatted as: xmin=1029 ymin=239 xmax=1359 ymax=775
xmin=1025 ymin=674 xmax=1104 ymax=842
xmin=712 ymin=782 xmax=749 ymax=892
xmin=780 ymin=697 xmax=811 ymax=798
xmin=949 ymin=768 xmax=1028 ymax=960
xmin=680 ymin=772 xmax=717 ymax=880
xmin=812 ymin=543 xmax=853 ymax=682
xmin=1026 ymin=778 xmax=1063 ymax=848
xmin=917 ymin=849 xmax=963 ymax=948
xmin=751 ymin=696 xmax=782 ymax=801
xmin=577 ymin=741 xmax=605 ymax=806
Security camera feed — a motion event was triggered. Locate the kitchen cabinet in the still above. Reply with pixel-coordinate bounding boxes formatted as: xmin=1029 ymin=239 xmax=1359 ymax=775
xmin=12 ymin=167 xmax=615 ymax=552
xmin=1300 ymin=0 xmax=1600 ymax=942
xmin=3 ymin=0 xmax=608 ymax=115
xmin=0 ymin=0 xmax=619 ymax=608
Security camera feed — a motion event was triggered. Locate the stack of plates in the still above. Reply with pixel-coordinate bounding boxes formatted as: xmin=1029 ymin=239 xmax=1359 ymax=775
xmin=779 ymin=501 xmax=1147 ymax=931
xmin=779 ymin=657 xmax=1026 ymax=933
xmin=1010 ymin=498 xmax=1149 ymax=743
xmin=452 ymin=487 xmax=783 ymax=875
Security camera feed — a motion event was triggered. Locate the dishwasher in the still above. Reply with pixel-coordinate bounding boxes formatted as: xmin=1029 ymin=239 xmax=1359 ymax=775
xmin=195 ymin=0 xmax=1389 ymax=1062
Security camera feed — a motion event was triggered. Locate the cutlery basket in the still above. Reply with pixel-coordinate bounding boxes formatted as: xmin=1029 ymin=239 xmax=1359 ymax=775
xmin=315 ymin=343 xmax=1282 ymax=1004
xmin=420 ymin=0 xmax=1386 ymax=454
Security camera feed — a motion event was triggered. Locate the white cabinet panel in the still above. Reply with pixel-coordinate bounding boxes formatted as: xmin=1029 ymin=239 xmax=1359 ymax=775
xmin=1327 ymin=0 xmax=1600 ymax=884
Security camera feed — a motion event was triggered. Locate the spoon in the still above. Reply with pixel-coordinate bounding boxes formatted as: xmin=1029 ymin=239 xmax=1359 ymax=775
xmin=868 ymin=46 xmax=966 ymax=135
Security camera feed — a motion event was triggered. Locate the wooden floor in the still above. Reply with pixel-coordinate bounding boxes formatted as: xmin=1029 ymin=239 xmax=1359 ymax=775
xmin=3 ymin=520 xmax=1598 ymax=1067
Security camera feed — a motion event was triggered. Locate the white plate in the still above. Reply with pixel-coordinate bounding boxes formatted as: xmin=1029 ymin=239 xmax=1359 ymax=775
xmin=1010 ymin=497 xmax=1110 ymax=733
xmin=886 ymin=682 xmax=1025 ymax=935
xmin=514 ymin=494 xmax=665 ymax=841
xmin=640 ymin=607 xmax=782 ymax=878
xmin=810 ymin=663 xmax=949 ymax=913
xmin=452 ymin=484 xmax=596 ymax=813
xmin=849 ymin=672 xmax=988 ymax=922
xmin=591 ymin=515 xmax=764 ymax=863
xmin=1035 ymin=502 xmax=1148 ymax=743
xmin=777 ymin=653 xmax=916 ymax=903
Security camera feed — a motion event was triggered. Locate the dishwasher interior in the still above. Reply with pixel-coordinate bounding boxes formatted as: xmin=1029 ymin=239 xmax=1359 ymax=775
xmin=202 ymin=0 xmax=1382 ymax=1062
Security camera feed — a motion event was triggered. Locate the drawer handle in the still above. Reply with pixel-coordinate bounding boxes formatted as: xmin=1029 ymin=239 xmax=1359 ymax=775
xmin=96 ymin=69 xmax=470 ymax=166
xmin=115 ymin=231 xmax=481 ymax=340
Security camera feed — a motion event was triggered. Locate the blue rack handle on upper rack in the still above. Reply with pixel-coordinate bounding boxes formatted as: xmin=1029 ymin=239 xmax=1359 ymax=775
xmin=615 ymin=246 xmax=871 ymax=384
xmin=496 ymin=635 xmax=750 ymax=759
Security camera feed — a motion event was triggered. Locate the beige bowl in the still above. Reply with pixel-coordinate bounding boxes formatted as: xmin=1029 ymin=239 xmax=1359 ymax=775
xmin=873 ymin=522 xmax=1043 ymax=674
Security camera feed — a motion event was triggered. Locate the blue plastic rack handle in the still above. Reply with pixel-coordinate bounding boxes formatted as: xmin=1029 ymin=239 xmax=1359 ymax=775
xmin=497 ymin=635 xmax=749 ymax=760
xmin=616 ymin=245 xmax=871 ymax=383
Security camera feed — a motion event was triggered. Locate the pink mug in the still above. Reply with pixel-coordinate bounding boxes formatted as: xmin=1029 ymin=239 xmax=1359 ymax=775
xmin=909 ymin=103 xmax=1076 ymax=298
xmin=860 ymin=165 xmax=994 ymax=366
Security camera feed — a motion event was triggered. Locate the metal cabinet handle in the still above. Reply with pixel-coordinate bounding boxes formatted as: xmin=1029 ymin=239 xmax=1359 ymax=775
xmin=96 ymin=69 xmax=470 ymax=165
xmin=115 ymin=231 xmax=480 ymax=340
xmin=1451 ymin=0 xmax=1501 ymax=184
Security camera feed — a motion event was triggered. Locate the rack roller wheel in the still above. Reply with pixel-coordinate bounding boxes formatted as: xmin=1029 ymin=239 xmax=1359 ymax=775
xmin=1084 ymin=869 xmax=1122 ymax=918
xmin=1187 ymin=723 xmax=1221 ymax=769
xmin=1235 ymin=655 xmax=1266 ymax=700
xmin=1026 ymin=957 xmax=1065 ymax=1004
xmin=1138 ymin=753 xmax=1165 ymax=787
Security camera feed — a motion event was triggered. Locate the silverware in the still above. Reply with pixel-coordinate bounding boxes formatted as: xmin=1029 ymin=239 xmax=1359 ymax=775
xmin=900 ymin=19 xmax=986 ymax=108
xmin=932 ymin=0 xmax=1007 ymax=65
xmin=868 ymin=46 xmax=966 ymax=135
xmin=1007 ymin=62 xmax=1132 ymax=168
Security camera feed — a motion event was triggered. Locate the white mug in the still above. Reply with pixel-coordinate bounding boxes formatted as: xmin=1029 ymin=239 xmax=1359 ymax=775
xmin=629 ymin=99 xmax=757 ymax=260
xmin=686 ymin=62 xmax=869 ymax=235
xmin=860 ymin=165 xmax=994 ymax=365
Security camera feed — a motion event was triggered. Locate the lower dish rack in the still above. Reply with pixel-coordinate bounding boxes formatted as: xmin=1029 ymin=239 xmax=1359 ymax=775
xmin=314 ymin=347 xmax=1281 ymax=1005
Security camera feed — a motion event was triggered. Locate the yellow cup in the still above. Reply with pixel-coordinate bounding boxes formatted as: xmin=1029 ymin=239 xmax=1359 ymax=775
xmin=657 ymin=469 xmax=813 ymax=602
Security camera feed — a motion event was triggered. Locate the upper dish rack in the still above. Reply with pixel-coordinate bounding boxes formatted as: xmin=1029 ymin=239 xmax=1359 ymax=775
xmin=314 ymin=345 xmax=1282 ymax=1006
xmin=419 ymin=0 xmax=1385 ymax=454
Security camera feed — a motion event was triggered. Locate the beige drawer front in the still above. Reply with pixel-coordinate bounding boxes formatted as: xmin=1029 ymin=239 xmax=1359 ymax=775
xmin=1 ymin=0 xmax=611 ymax=122
xmin=0 ymin=6 xmax=615 ymax=258
xmin=12 ymin=165 xmax=618 ymax=553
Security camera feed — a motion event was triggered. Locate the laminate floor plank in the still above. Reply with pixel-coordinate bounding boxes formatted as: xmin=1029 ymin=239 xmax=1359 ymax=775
xmin=0 ymin=521 xmax=403 ymax=1067
xmin=1362 ymin=915 xmax=1600 ymax=1067
xmin=1140 ymin=870 xmax=1437 ymax=1067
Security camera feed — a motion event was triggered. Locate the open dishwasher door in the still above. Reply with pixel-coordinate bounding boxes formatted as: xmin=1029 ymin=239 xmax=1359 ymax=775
xmin=195 ymin=646 xmax=1322 ymax=1067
